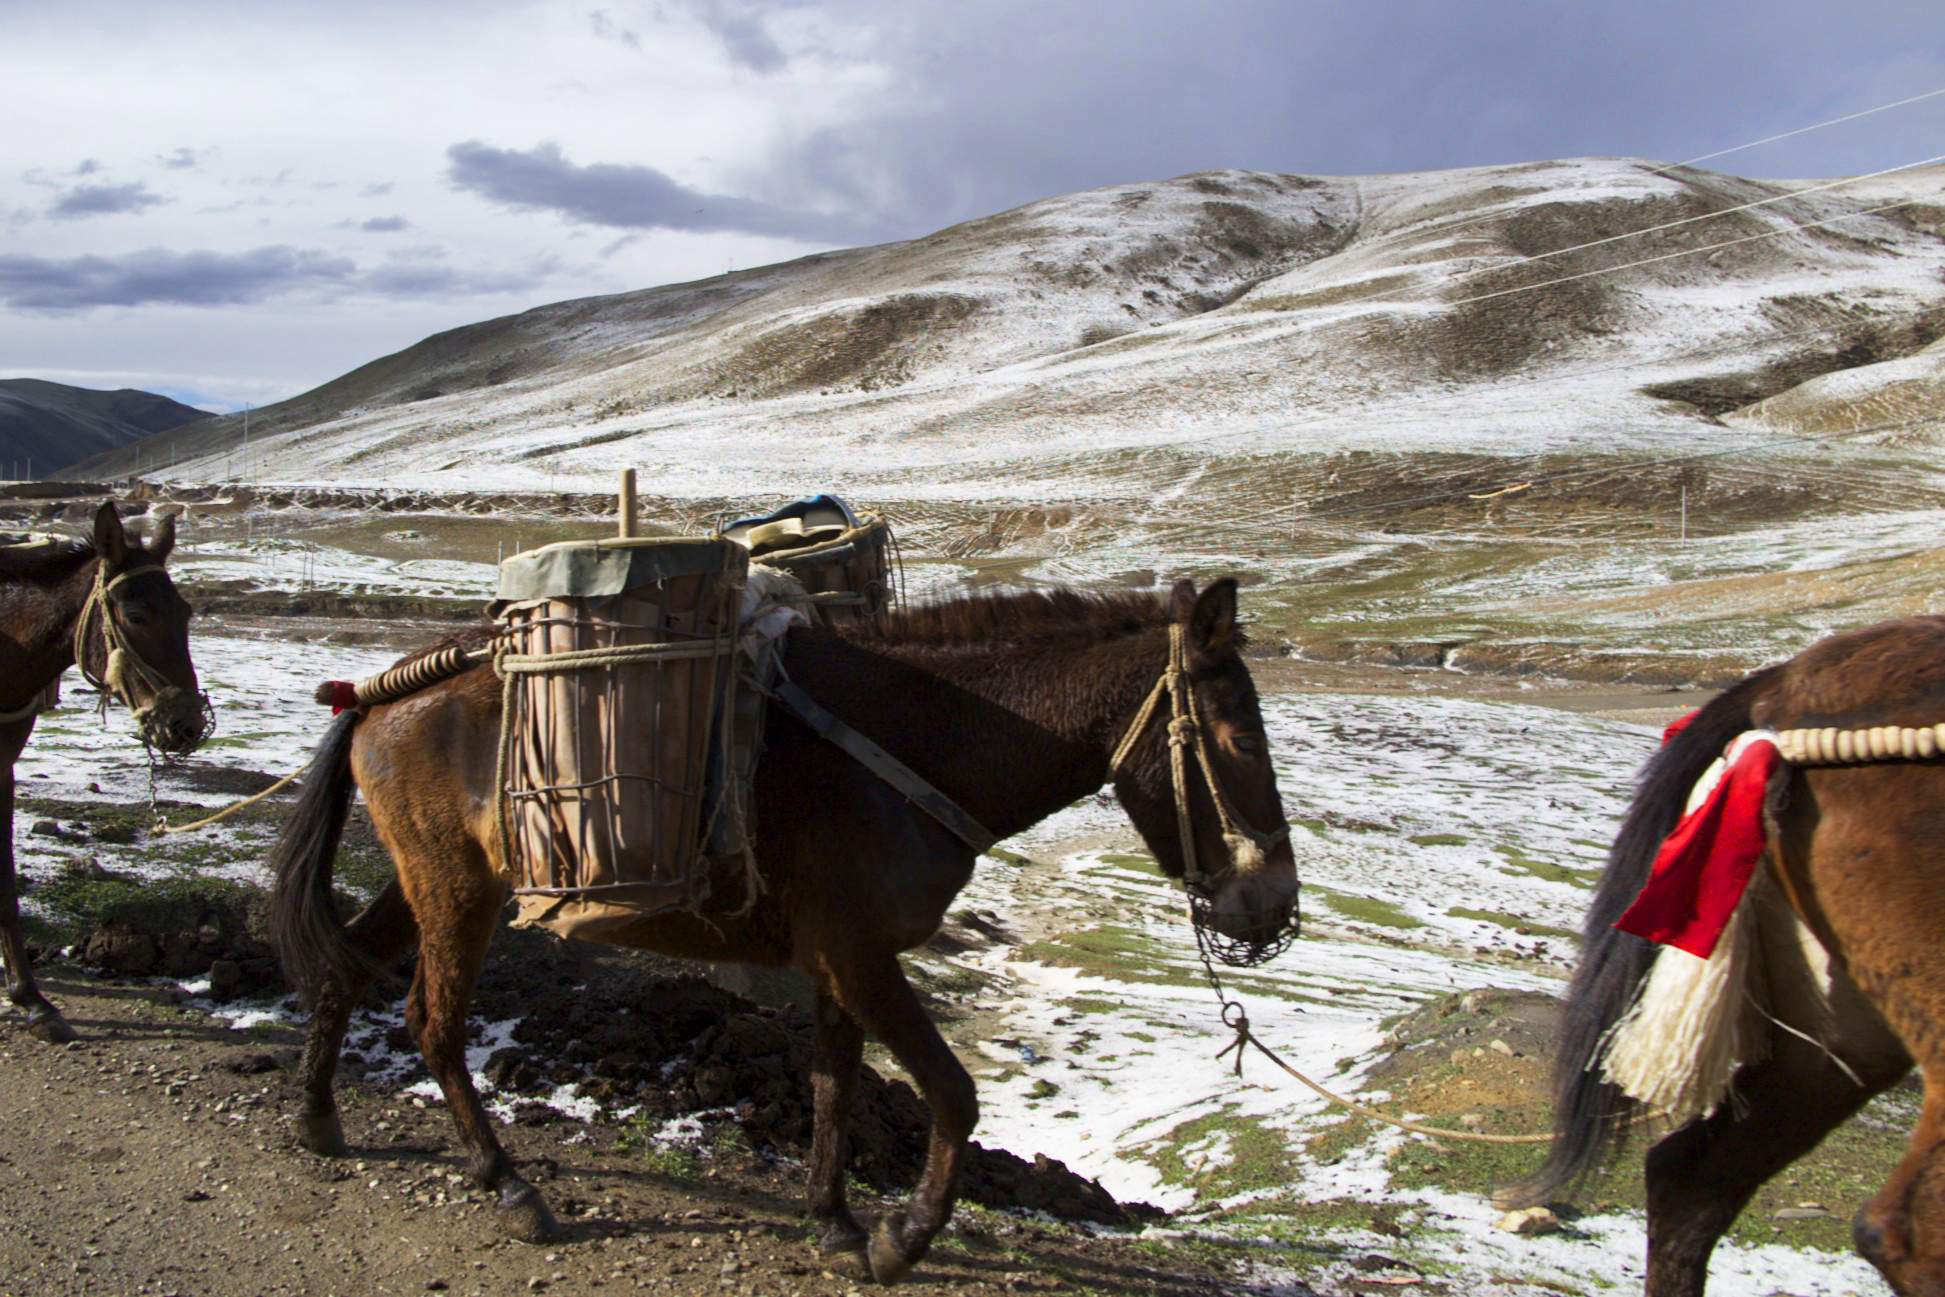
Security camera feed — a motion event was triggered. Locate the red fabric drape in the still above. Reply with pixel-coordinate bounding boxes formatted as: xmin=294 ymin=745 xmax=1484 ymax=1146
xmin=322 ymin=680 xmax=359 ymax=715
xmin=1613 ymin=736 xmax=1779 ymax=958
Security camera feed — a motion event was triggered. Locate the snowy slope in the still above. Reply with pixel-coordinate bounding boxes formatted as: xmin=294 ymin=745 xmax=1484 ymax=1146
xmin=89 ymin=158 xmax=1945 ymax=501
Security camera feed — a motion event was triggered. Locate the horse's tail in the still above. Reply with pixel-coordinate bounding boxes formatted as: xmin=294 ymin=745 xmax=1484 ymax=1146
xmin=268 ymin=710 xmax=390 ymax=1005
xmin=1512 ymin=665 xmax=1782 ymax=1205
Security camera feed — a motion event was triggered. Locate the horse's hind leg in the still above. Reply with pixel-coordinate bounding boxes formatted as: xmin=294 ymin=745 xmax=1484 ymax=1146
xmin=807 ymin=990 xmax=868 ymax=1263
xmin=0 ymin=762 xmax=75 ymax=1042
xmin=1641 ymin=1009 xmax=1908 ymax=1297
xmin=827 ymin=951 xmax=976 ymax=1286
xmin=1856 ymin=1074 xmax=1945 ymax=1294
xmin=292 ymin=880 xmax=418 ymax=1156
xmin=400 ymin=854 xmax=558 ymax=1244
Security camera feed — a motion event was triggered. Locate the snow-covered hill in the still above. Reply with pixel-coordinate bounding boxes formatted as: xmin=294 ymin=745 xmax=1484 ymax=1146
xmin=91 ymin=158 xmax=1945 ymax=501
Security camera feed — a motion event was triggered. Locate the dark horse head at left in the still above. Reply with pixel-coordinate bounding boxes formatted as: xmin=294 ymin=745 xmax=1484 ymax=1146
xmin=270 ymin=573 xmax=1297 ymax=1280
xmin=0 ymin=501 xmax=207 ymax=1042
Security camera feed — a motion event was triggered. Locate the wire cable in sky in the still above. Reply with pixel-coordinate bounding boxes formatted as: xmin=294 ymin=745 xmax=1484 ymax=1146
xmin=1646 ymin=86 xmax=1945 ymax=176
xmin=1442 ymin=192 xmax=1929 ymax=309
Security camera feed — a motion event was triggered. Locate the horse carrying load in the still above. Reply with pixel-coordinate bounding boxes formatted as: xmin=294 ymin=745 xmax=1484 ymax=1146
xmin=278 ymin=488 xmax=1299 ymax=1270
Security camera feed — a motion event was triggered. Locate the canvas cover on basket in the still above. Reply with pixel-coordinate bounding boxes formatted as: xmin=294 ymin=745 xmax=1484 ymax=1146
xmin=718 ymin=495 xmax=896 ymax=626
xmin=494 ymin=536 xmax=747 ymax=939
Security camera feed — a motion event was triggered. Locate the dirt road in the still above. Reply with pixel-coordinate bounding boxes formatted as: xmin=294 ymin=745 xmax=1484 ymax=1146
xmin=0 ymin=971 xmax=1239 ymax=1297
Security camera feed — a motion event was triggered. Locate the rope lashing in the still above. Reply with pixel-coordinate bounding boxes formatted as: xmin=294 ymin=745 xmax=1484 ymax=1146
xmin=490 ymin=636 xmax=739 ymax=885
xmin=315 ymin=644 xmax=493 ymax=713
xmin=1773 ymin=723 xmax=1945 ymax=765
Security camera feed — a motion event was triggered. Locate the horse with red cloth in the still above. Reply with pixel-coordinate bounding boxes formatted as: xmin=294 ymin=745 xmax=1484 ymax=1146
xmin=1520 ymin=614 xmax=1945 ymax=1297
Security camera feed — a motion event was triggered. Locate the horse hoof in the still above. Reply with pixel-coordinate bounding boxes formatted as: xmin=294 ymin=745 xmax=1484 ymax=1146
xmin=25 ymin=1010 xmax=77 ymax=1044
xmin=815 ymin=1210 xmax=869 ymax=1257
xmin=293 ymin=1110 xmax=349 ymax=1157
xmin=814 ymin=1217 xmax=870 ymax=1278
xmin=497 ymin=1183 xmax=561 ymax=1244
xmin=819 ymin=1245 xmax=871 ymax=1281
xmin=867 ymin=1217 xmax=917 ymax=1286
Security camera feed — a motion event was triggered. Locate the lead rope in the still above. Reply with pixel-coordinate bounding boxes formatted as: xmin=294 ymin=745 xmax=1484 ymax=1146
xmin=1114 ymin=631 xmax=1561 ymax=1144
xmin=1189 ymin=923 xmax=1559 ymax=1145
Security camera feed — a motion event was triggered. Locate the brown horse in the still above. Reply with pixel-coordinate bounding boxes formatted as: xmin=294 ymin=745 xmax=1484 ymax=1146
xmin=1 ymin=503 xmax=208 ymax=1042
xmin=270 ymin=577 xmax=1299 ymax=1280
xmin=1526 ymin=613 xmax=1945 ymax=1297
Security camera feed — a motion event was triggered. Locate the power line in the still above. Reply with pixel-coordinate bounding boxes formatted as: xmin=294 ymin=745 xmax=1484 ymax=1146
xmin=1206 ymin=413 xmax=1945 ymax=536
xmin=1647 ymin=86 xmax=1945 ymax=176
xmin=1443 ymin=154 xmax=1945 ymax=291
xmin=1442 ymin=195 xmax=1923 ymax=310
xmin=1165 ymin=188 xmax=1935 ymax=464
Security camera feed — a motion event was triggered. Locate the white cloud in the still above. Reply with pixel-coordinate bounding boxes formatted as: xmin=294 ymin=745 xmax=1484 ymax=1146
xmin=0 ymin=0 xmax=1939 ymax=407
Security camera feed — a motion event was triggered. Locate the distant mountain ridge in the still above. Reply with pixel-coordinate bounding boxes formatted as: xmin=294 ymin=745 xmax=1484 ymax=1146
xmin=0 ymin=379 xmax=211 ymax=477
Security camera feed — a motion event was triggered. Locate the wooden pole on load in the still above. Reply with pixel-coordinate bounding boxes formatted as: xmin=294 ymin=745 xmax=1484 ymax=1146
xmin=618 ymin=468 xmax=638 ymax=539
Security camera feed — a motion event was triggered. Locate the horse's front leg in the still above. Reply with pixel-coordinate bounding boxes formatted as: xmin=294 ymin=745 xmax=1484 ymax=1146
xmin=0 ymin=753 xmax=76 ymax=1044
xmin=829 ymin=950 xmax=977 ymax=1286
xmin=806 ymin=988 xmax=868 ymax=1264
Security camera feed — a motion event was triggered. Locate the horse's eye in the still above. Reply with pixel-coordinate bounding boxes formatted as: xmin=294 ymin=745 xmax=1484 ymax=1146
xmin=1232 ymin=733 xmax=1265 ymax=756
xmin=121 ymin=602 xmax=155 ymax=628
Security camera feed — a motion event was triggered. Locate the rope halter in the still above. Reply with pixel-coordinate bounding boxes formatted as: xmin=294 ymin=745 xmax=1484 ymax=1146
xmin=1110 ymin=623 xmax=1295 ymax=966
xmin=73 ymin=560 xmax=213 ymax=756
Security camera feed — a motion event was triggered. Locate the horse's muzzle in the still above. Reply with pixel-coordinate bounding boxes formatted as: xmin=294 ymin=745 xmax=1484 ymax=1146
xmin=1197 ymin=882 xmax=1302 ymax=966
xmin=135 ymin=686 xmax=214 ymax=756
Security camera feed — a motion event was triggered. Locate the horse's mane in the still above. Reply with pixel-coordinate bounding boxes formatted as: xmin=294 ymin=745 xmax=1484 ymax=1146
xmin=840 ymin=588 xmax=1171 ymax=648
xmin=0 ymin=536 xmax=95 ymax=583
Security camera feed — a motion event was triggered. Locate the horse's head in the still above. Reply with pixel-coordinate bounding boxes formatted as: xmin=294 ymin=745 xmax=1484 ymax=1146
xmin=1111 ymin=577 xmax=1300 ymax=963
xmin=80 ymin=502 xmax=210 ymax=755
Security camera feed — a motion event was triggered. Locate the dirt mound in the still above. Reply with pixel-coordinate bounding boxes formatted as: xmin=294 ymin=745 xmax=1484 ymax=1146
xmin=80 ymin=898 xmax=283 ymax=1002
xmin=468 ymin=959 xmax=1156 ymax=1226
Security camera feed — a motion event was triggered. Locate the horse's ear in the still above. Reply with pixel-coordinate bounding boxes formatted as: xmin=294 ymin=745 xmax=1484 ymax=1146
xmin=1167 ymin=578 xmax=1197 ymax=622
xmin=1187 ymin=577 xmax=1239 ymax=655
xmin=93 ymin=501 xmax=129 ymax=568
xmin=151 ymin=511 xmax=177 ymax=563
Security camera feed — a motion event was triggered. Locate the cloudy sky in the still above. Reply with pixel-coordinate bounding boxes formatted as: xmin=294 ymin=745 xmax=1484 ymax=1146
xmin=4 ymin=0 xmax=1942 ymax=411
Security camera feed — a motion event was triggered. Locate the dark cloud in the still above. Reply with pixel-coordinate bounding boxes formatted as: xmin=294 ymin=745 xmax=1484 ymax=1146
xmin=360 ymin=215 xmax=410 ymax=232
xmin=49 ymin=181 xmax=168 ymax=220
xmin=0 ymin=246 xmax=356 ymax=310
xmin=158 ymin=148 xmax=205 ymax=170
xmin=754 ymin=0 xmax=1945 ymax=243
xmin=359 ymin=254 xmax=553 ymax=298
xmin=360 ymin=182 xmax=395 ymax=197
xmin=588 ymin=9 xmax=640 ymax=49
xmin=690 ymin=0 xmax=785 ymax=73
xmin=74 ymin=158 xmax=101 ymax=176
xmin=0 ymin=241 xmax=557 ymax=312
xmin=445 ymin=139 xmax=873 ymax=242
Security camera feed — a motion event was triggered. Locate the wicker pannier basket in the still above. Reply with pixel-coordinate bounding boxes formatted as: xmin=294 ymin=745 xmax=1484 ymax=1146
xmin=718 ymin=496 xmax=896 ymax=625
xmin=492 ymin=536 xmax=747 ymax=938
